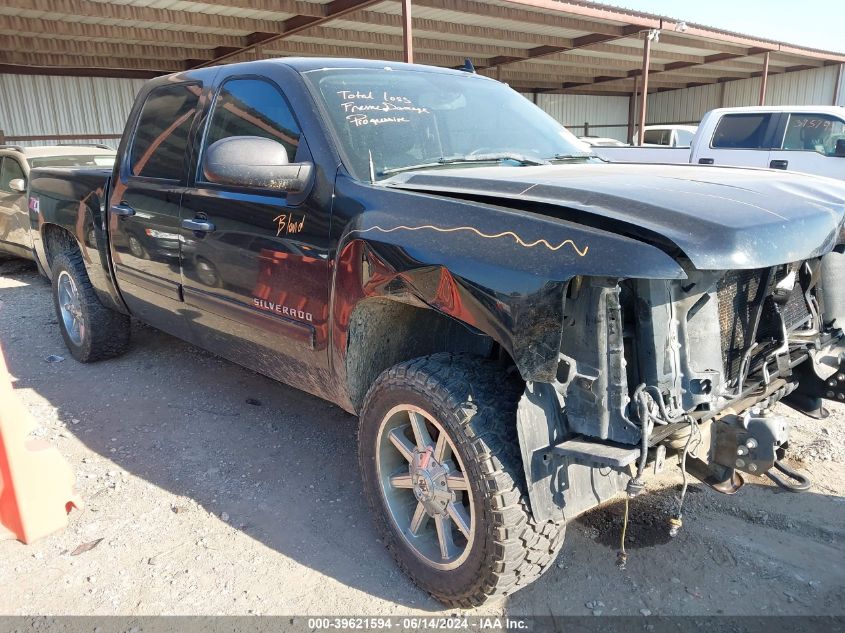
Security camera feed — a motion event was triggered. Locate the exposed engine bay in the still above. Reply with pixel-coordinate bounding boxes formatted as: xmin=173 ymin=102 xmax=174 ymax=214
xmin=518 ymin=245 xmax=845 ymax=531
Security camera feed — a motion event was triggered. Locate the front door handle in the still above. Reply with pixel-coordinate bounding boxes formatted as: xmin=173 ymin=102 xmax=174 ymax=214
xmin=182 ymin=218 xmax=216 ymax=233
xmin=770 ymin=159 xmax=789 ymax=170
xmin=698 ymin=158 xmax=715 ymax=165
xmin=111 ymin=202 xmax=135 ymax=217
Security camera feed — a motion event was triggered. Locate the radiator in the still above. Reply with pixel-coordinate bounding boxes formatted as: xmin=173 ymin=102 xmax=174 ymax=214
xmin=716 ymin=266 xmax=811 ymax=383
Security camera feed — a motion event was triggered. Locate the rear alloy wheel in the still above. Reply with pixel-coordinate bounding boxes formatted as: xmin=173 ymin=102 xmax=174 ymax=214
xmin=359 ymin=353 xmax=566 ymax=607
xmin=57 ymin=270 xmax=86 ymax=348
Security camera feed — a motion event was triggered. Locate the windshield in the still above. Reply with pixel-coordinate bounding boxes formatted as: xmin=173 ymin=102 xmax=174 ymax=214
xmin=302 ymin=68 xmax=591 ymax=181
xmin=28 ymin=154 xmax=115 ymax=169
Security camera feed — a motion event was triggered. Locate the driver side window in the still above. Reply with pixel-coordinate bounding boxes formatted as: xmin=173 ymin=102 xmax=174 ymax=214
xmin=0 ymin=157 xmax=25 ymax=192
xmin=202 ymin=77 xmax=302 ymax=177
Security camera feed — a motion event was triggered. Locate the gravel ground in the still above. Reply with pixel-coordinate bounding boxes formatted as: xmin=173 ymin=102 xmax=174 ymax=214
xmin=0 ymin=257 xmax=843 ymax=617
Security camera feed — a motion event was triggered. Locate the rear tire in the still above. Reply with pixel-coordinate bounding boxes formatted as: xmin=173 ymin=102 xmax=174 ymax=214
xmin=51 ymin=249 xmax=130 ymax=362
xmin=358 ymin=353 xmax=566 ymax=607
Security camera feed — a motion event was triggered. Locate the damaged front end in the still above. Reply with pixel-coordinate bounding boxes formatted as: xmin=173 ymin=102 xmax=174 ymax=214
xmin=518 ymin=246 xmax=845 ymax=524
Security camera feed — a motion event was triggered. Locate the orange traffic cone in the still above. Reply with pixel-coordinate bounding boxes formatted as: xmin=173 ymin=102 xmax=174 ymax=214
xmin=0 ymin=344 xmax=80 ymax=544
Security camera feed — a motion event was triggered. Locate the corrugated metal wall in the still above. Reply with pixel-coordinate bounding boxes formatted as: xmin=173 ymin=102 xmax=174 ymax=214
xmin=531 ymin=65 xmax=843 ymax=137
xmin=522 ymin=92 xmax=631 ymax=141
xmin=641 ymin=83 xmax=721 ymax=125
xmin=0 ymin=74 xmax=145 ymax=148
xmin=646 ymin=65 xmax=841 ymax=124
xmin=535 ymin=93 xmax=630 ymax=141
xmin=837 ymin=65 xmax=845 ymax=106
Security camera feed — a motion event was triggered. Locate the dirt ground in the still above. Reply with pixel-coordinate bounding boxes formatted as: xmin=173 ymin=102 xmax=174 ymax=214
xmin=0 ymin=257 xmax=843 ymax=617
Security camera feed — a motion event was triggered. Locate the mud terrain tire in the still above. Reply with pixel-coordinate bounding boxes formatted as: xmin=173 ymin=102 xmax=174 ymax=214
xmin=359 ymin=353 xmax=566 ymax=607
xmin=51 ymin=249 xmax=130 ymax=362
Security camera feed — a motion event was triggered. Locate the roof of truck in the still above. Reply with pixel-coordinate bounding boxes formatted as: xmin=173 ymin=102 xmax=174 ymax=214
xmin=707 ymin=106 xmax=845 ymax=115
xmin=643 ymin=125 xmax=699 ymax=132
xmin=189 ymin=57 xmax=494 ymax=81
xmin=277 ymin=57 xmax=483 ymax=75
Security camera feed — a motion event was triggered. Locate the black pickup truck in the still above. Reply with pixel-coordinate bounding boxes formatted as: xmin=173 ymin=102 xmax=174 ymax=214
xmin=26 ymin=57 xmax=845 ymax=606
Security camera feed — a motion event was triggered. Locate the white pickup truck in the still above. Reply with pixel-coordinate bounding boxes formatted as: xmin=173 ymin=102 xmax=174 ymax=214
xmin=595 ymin=106 xmax=845 ymax=180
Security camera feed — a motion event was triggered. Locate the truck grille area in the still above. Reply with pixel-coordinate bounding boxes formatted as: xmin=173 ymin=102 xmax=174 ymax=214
xmin=717 ymin=270 xmax=765 ymax=381
xmin=717 ymin=266 xmax=813 ymax=383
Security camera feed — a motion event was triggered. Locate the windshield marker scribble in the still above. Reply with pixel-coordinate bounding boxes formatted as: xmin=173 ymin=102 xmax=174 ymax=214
xmin=353 ymin=224 xmax=589 ymax=257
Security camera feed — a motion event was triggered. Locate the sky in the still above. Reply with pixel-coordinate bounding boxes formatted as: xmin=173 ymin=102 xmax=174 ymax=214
xmin=588 ymin=0 xmax=845 ymax=53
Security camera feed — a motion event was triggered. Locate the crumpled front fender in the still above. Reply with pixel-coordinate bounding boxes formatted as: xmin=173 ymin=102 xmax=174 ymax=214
xmin=331 ymin=182 xmax=686 ymax=383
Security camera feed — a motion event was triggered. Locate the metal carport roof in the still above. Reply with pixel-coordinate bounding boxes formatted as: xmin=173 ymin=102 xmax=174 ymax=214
xmin=0 ymin=0 xmax=843 ymax=98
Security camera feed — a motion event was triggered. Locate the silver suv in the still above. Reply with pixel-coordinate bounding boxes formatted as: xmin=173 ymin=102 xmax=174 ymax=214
xmin=0 ymin=145 xmax=116 ymax=260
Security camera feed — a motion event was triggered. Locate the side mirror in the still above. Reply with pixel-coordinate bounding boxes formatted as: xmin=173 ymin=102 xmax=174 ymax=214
xmin=8 ymin=178 xmax=26 ymax=193
xmin=835 ymin=139 xmax=845 ymax=158
xmin=203 ymin=136 xmax=312 ymax=193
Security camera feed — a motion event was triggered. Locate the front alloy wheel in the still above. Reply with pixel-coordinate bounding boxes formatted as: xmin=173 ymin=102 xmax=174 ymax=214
xmin=377 ymin=405 xmax=474 ymax=570
xmin=359 ymin=353 xmax=566 ymax=607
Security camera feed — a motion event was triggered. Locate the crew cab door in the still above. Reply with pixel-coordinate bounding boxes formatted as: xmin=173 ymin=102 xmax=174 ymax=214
xmin=108 ymin=81 xmax=203 ymax=340
xmin=178 ymin=76 xmax=332 ymax=394
xmin=766 ymin=112 xmax=845 ymax=179
xmin=692 ymin=112 xmax=778 ymax=167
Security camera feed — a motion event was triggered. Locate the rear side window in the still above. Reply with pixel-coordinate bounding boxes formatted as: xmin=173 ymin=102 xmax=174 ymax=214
xmin=203 ymin=78 xmax=301 ymax=170
xmin=711 ymin=113 xmax=772 ymax=149
xmin=130 ymin=83 xmax=200 ymax=180
xmin=780 ymin=114 xmax=845 ymax=156
xmin=0 ymin=157 xmax=25 ymax=192
xmin=644 ymin=129 xmax=671 ymax=145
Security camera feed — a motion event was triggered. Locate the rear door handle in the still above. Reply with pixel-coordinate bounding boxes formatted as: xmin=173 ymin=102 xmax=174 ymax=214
xmin=770 ymin=159 xmax=789 ymax=170
xmin=111 ymin=202 xmax=135 ymax=217
xmin=698 ymin=158 xmax=715 ymax=165
xmin=182 ymin=218 xmax=216 ymax=233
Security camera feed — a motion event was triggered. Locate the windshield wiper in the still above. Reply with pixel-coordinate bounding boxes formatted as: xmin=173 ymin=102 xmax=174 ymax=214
xmin=380 ymin=153 xmax=549 ymax=177
xmin=550 ymin=152 xmax=605 ymax=162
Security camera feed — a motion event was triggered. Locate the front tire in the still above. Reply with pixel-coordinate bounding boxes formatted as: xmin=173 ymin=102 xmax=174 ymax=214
xmin=51 ymin=249 xmax=130 ymax=362
xmin=358 ymin=353 xmax=566 ymax=607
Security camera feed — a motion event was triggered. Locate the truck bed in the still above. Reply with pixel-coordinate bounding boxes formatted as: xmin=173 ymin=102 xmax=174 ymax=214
xmin=28 ymin=165 xmax=123 ymax=313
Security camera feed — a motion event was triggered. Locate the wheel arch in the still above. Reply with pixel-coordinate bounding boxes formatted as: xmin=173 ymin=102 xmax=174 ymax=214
xmin=344 ymin=296 xmax=498 ymax=413
xmin=41 ymin=222 xmax=78 ymax=272
xmin=40 ymin=222 xmax=128 ymax=315
xmin=330 ymin=236 xmax=568 ymax=413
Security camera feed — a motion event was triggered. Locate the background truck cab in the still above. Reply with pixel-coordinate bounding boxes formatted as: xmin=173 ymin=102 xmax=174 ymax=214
xmin=633 ymin=124 xmax=698 ymax=147
xmin=595 ymin=106 xmax=845 ymax=180
xmin=693 ymin=106 xmax=845 ymax=177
